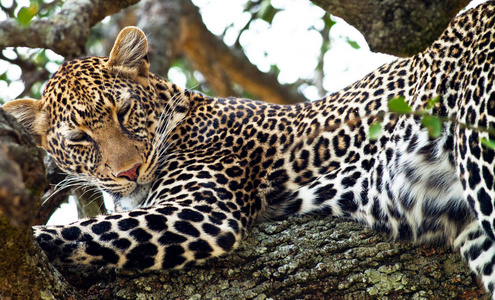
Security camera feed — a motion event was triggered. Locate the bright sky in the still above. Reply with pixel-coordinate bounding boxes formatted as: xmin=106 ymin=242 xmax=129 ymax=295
xmin=181 ymin=0 xmax=397 ymax=99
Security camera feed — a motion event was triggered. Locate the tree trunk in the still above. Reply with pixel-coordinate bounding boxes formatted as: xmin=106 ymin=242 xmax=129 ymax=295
xmin=0 ymin=109 xmax=81 ymax=300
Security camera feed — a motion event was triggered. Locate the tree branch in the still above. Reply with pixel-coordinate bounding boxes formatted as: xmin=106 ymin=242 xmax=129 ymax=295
xmin=179 ymin=0 xmax=307 ymax=104
xmin=310 ymin=0 xmax=471 ymax=57
xmin=0 ymin=50 xmax=51 ymax=99
xmin=0 ymin=0 xmax=140 ymax=59
xmin=56 ymin=216 xmax=487 ymax=299
xmin=135 ymin=0 xmax=182 ymax=76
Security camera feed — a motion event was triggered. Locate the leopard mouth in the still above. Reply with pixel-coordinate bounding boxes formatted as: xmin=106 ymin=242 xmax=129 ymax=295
xmin=106 ymin=160 xmax=158 ymax=196
xmin=112 ymin=182 xmax=153 ymax=212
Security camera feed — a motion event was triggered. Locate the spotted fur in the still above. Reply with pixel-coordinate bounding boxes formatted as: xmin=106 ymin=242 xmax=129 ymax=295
xmin=2 ymin=2 xmax=495 ymax=297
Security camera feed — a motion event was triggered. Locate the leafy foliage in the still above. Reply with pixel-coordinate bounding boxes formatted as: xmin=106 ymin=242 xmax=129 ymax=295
xmin=16 ymin=3 xmax=38 ymax=26
xmin=368 ymin=122 xmax=382 ymax=140
xmin=369 ymin=96 xmax=495 ymax=150
xmin=257 ymin=0 xmax=280 ymax=23
xmin=481 ymin=138 xmax=495 ymax=150
xmin=421 ymin=115 xmax=442 ymax=138
xmin=388 ymin=96 xmax=412 ymax=114
xmin=0 ymin=0 xmax=63 ymax=102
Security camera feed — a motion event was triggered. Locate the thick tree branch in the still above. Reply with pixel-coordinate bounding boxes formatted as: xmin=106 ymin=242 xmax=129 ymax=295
xmin=56 ymin=216 xmax=487 ymax=299
xmin=0 ymin=111 xmax=46 ymax=227
xmin=311 ymin=0 xmax=471 ymax=57
xmin=135 ymin=0 xmax=182 ymax=76
xmin=0 ymin=0 xmax=140 ymax=59
xmin=179 ymin=0 xmax=307 ymax=104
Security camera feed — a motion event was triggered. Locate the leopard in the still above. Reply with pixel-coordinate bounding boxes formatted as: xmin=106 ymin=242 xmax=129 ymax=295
xmin=2 ymin=1 xmax=495 ymax=297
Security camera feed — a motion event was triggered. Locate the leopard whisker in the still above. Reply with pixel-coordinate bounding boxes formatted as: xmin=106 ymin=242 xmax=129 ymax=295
xmin=42 ymin=176 xmax=92 ymax=205
xmin=152 ymin=93 xmax=181 ymax=148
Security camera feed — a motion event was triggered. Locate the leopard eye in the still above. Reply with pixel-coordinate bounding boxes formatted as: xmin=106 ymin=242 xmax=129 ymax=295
xmin=67 ymin=131 xmax=92 ymax=143
xmin=118 ymin=100 xmax=132 ymax=124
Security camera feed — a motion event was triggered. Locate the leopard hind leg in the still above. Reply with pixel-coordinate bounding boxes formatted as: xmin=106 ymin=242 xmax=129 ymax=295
xmin=455 ymin=221 xmax=495 ymax=297
xmin=282 ymin=128 xmax=474 ymax=243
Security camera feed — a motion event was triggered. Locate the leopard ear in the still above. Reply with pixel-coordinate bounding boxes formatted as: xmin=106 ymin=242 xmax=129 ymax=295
xmin=2 ymin=98 xmax=48 ymax=146
xmin=106 ymin=26 xmax=149 ymax=86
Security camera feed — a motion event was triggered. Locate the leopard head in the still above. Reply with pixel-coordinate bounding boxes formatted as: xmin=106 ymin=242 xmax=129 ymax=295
xmin=2 ymin=27 xmax=187 ymax=209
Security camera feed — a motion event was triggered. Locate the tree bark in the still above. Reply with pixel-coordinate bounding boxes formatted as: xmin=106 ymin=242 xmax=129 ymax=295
xmin=56 ymin=216 xmax=487 ymax=299
xmin=310 ymin=0 xmax=471 ymax=57
xmin=135 ymin=0 xmax=182 ymax=77
xmin=0 ymin=0 xmax=140 ymax=59
xmin=0 ymin=108 xmax=81 ymax=300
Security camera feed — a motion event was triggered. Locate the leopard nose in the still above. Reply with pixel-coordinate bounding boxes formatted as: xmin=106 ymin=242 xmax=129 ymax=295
xmin=116 ymin=163 xmax=142 ymax=181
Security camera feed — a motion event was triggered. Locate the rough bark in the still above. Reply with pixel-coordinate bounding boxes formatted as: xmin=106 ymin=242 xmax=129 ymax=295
xmin=0 ymin=108 xmax=81 ymax=300
xmin=0 ymin=0 xmax=140 ymax=59
xmin=310 ymin=0 xmax=471 ymax=57
xmin=56 ymin=216 xmax=487 ymax=299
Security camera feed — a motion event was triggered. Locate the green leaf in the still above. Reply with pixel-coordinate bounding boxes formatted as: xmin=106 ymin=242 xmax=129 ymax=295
xmin=422 ymin=115 xmax=442 ymax=138
xmin=369 ymin=122 xmax=382 ymax=140
xmin=346 ymin=37 xmax=360 ymax=50
xmin=269 ymin=64 xmax=280 ymax=75
xmin=481 ymin=138 xmax=495 ymax=150
xmin=17 ymin=4 xmax=38 ymax=26
xmin=34 ymin=49 xmax=49 ymax=65
xmin=258 ymin=1 xmax=280 ymax=24
xmin=426 ymin=96 xmax=441 ymax=110
xmin=324 ymin=16 xmax=336 ymax=29
xmin=388 ymin=96 xmax=412 ymax=114
xmin=0 ymin=72 xmax=8 ymax=81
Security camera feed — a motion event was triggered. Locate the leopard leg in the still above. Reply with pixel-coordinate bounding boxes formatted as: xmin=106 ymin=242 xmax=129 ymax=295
xmin=455 ymin=221 xmax=495 ymax=297
xmin=34 ymin=200 xmax=243 ymax=269
xmin=454 ymin=128 xmax=495 ymax=298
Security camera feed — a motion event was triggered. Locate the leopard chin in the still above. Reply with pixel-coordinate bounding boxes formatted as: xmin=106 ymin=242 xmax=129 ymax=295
xmin=113 ymin=182 xmax=153 ymax=212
